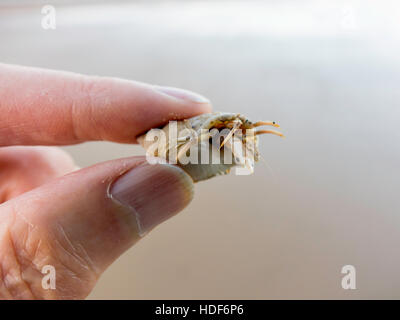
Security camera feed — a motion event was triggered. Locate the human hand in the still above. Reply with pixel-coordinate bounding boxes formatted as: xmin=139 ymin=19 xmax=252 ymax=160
xmin=0 ymin=64 xmax=212 ymax=299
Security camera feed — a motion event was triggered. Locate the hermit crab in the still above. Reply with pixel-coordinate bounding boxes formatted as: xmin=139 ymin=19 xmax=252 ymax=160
xmin=138 ymin=112 xmax=284 ymax=182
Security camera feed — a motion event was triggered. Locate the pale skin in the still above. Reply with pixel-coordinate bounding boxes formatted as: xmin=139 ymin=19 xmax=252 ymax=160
xmin=0 ymin=64 xmax=212 ymax=299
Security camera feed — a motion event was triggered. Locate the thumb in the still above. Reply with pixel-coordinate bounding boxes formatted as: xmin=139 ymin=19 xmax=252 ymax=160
xmin=0 ymin=157 xmax=193 ymax=299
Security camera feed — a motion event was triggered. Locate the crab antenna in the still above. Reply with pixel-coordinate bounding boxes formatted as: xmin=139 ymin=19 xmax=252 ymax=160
xmin=256 ymin=129 xmax=285 ymax=138
xmin=252 ymin=121 xmax=280 ymax=128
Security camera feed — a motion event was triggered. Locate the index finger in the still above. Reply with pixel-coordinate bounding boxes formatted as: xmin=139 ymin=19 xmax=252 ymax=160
xmin=0 ymin=64 xmax=212 ymax=146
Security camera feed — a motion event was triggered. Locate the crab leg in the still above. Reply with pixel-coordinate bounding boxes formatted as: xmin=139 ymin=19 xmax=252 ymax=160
xmin=256 ymin=129 xmax=285 ymax=138
xmin=252 ymin=121 xmax=280 ymax=128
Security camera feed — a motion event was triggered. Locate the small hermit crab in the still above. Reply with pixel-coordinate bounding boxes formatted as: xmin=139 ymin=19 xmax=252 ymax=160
xmin=138 ymin=112 xmax=284 ymax=182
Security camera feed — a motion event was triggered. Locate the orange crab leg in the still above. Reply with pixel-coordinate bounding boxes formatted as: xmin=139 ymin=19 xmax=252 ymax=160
xmin=252 ymin=121 xmax=280 ymax=128
xmin=256 ymin=129 xmax=285 ymax=138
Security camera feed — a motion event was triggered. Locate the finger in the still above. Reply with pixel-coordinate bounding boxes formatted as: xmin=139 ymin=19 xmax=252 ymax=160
xmin=0 ymin=63 xmax=212 ymax=146
xmin=0 ymin=157 xmax=193 ymax=299
xmin=0 ymin=146 xmax=76 ymax=202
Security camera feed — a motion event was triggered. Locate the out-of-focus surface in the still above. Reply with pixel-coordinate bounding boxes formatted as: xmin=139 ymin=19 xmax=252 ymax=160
xmin=1 ymin=0 xmax=399 ymax=299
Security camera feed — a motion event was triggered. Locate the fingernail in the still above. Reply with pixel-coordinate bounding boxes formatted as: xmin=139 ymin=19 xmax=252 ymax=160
xmin=154 ymin=85 xmax=210 ymax=104
xmin=109 ymin=163 xmax=194 ymax=236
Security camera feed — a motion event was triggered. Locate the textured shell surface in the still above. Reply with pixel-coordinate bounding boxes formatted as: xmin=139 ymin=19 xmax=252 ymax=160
xmin=138 ymin=112 xmax=283 ymax=182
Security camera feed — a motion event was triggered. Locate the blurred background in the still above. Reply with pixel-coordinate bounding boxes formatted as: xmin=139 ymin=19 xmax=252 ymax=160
xmin=1 ymin=0 xmax=400 ymax=299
